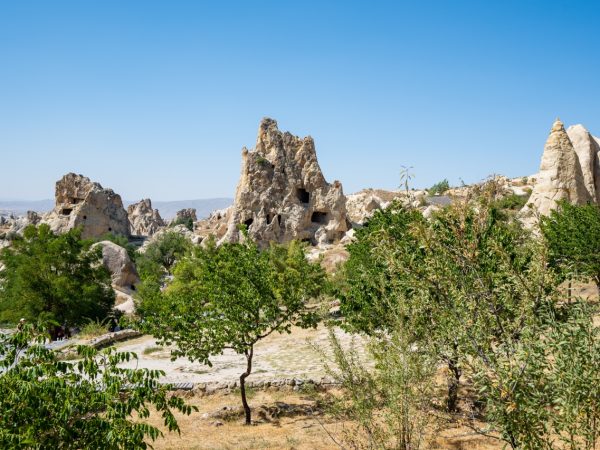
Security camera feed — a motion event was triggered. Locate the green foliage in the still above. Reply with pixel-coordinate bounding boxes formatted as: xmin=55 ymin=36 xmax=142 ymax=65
xmin=97 ymin=232 xmax=137 ymax=260
xmin=338 ymin=186 xmax=600 ymax=448
xmin=135 ymin=231 xmax=192 ymax=294
xmin=323 ymin=324 xmax=435 ymax=450
xmin=493 ymin=192 xmax=530 ymax=211
xmin=427 ymin=178 xmax=450 ymax=195
xmin=473 ymin=302 xmax=600 ymax=449
xmin=79 ymin=317 xmax=109 ymax=338
xmin=0 ymin=323 xmax=195 ymax=448
xmin=339 ymin=200 xmax=425 ymax=334
xmin=540 ymin=200 xmax=600 ymax=289
xmin=169 ymin=216 xmax=194 ymax=231
xmin=339 ymin=186 xmax=557 ymax=413
xmin=0 ymin=224 xmax=115 ymax=326
xmin=139 ymin=237 xmax=325 ymax=424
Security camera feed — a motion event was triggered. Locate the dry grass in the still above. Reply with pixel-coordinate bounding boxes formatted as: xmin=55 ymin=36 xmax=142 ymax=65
xmin=145 ymin=389 xmax=502 ymax=450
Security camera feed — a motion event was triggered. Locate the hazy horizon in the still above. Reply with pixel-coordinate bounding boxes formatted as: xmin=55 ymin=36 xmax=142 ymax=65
xmin=2 ymin=1 xmax=599 ymax=200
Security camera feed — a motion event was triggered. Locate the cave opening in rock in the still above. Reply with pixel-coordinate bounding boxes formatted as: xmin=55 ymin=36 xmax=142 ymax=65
xmin=277 ymin=214 xmax=283 ymax=226
xmin=296 ymin=188 xmax=310 ymax=204
xmin=83 ymin=215 xmax=87 ymax=220
xmin=108 ymin=227 xmax=112 ymax=232
xmin=244 ymin=218 xmax=254 ymax=228
xmin=311 ymin=211 xmax=328 ymax=224
xmin=71 ymin=198 xmax=81 ymax=204
xmin=266 ymin=213 xmax=274 ymax=225
xmin=61 ymin=208 xmax=73 ymax=216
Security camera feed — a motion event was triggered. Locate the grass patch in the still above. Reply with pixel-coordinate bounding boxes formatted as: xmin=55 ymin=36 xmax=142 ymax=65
xmin=79 ymin=319 xmax=109 ymax=339
xmin=142 ymin=345 xmax=164 ymax=356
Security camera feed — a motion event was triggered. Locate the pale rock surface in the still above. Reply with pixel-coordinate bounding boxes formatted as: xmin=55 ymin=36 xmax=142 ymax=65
xmin=127 ymin=199 xmax=165 ymax=236
xmin=567 ymin=124 xmax=600 ymax=203
xmin=195 ymin=206 xmax=231 ymax=241
xmin=170 ymin=208 xmax=197 ymax=225
xmin=521 ymin=119 xmax=591 ymax=222
xmin=92 ymin=241 xmax=140 ymax=292
xmin=43 ymin=173 xmax=130 ymax=239
xmin=221 ymin=118 xmax=350 ymax=246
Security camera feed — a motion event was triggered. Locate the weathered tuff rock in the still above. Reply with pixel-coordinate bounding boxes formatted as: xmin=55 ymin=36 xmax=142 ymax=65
xmin=521 ymin=119 xmax=592 ymax=221
xmin=92 ymin=241 xmax=140 ymax=292
xmin=567 ymin=124 xmax=600 ymax=203
xmin=195 ymin=206 xmax=231 ymax=241
xmin=127 ymin=199 xmax=165 ymax=237
xmin=44 ymin=173 xmax=130 ymax=239
xmin=171 ymin=208 xmax=197 ymax=225
xmin=221 ymin=118 xmax=349 ymax=246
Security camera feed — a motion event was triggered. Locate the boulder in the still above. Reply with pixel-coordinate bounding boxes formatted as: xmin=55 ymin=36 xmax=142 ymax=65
xmin=221 ymin=118 xmax=350 ymax=246
xmin=127 ymin=198 xmax=165 ymax=236
xmin=93 ymin=241 xmax=140 ymax=292
xmin=43 ymin=173 xmax=130 ymax=239
xmin=521 ymin=119 xmax=591 ymax=222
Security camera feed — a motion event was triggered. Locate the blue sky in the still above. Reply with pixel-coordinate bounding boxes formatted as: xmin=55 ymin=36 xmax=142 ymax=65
xmin=1 ymin=0 xmax=599 ymax=200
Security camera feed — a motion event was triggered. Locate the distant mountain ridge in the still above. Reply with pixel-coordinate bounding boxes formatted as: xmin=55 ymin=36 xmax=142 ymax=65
xmin=0 ymin=198 xmax=232 ymax=220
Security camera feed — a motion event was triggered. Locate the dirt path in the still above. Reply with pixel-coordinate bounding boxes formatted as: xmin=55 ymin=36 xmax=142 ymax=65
xmin=115 ymin=325 xmax=367 ymax=385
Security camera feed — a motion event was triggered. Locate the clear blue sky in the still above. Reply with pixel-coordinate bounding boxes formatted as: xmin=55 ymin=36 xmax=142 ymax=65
xmin=1 ymin=0 xmax=599 ymax=201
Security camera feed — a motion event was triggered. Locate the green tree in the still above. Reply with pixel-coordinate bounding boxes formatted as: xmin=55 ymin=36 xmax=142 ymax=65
xmin=339 ymin=193 xmax=551 ymax=412
xmin=0 ymin=224 xmax=114 ymax=328
xmin=136 ymin=231 xmax=192 ymax=281
xmin=0 ymin=323 xmax=194 ymax=449
xmin=540 ymin=200 xmax=600 ymax=293
xmin=139 ymin=236 xmax=325 ymax=424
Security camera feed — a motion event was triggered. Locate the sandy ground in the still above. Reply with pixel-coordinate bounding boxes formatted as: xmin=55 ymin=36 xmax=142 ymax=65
xmin=114 ymin=325 xmax=367 ymax=385
xmin=145 ymin=390 xmax=502 ymax=450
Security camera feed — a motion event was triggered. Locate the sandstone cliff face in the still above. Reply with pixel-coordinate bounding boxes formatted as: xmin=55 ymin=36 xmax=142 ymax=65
xmin=127 ymin=199 xmax=165 ymax=237
xmin=221 ymin=118 xmax=349 ymax=246
xmin=44 ymin=173 xmax=130 ymax=239
xmin=521 ymin=119 xmax=592 ymax=221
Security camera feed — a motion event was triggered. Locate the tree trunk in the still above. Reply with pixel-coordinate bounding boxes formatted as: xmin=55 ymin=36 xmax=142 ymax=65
xmin=240 ymin=346 xmax=254 ymax=425
xmin=447 ymin=357 xmax=461 ymax=412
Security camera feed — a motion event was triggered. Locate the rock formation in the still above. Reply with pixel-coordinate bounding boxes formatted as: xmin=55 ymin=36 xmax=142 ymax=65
xmin=195 ymin=206 xmax=231 ymax=241
xmin=170 ymin=208 xmax=197 ymax=225
xmin=521 ymin=119 xmax=592 ymax=221
xmin=93 ymin=241 xmax=140 ymax=292
xmin=44 ymin=173 xmax=130 ymax=239
xmin=567 ymin=124 xmax=600 ymax=203
xmin=221 ymin=118 xmax=349 ymax=246
xmin=127 ymin=199 xmax=165 ymax=236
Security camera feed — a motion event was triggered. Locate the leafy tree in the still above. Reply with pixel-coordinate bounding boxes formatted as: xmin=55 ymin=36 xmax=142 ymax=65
xmin=339 ymin=192 xmax=551 ymax=412
xmin=135 ymin=231 xmax=192 ymax=295
xmin=139 ymin=236 xmax=325 ymax=424
xmin=0 ymin=323 xmax=194 ymax=449
xmin=427 ymin=179 xmax=450 ymax=195
xmin=540 ymin=200 xmax=600 ymax=293
xmin=0 ymin=224 xmax=114 ymax=328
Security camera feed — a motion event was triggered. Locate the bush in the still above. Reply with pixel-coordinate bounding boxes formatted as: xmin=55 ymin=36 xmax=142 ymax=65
xmin=427 ymin=179 xmax=450 ymax=195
